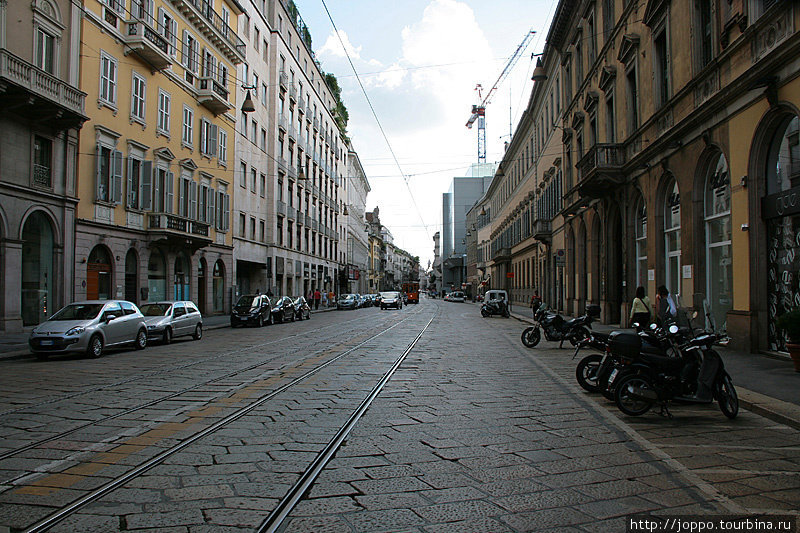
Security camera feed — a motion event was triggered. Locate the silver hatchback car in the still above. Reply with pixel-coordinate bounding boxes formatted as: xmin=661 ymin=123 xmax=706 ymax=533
xmin=140 ymin=301 xmax=203 ymax=344
xmin=29 ymin=300 xmax=148 ymax=359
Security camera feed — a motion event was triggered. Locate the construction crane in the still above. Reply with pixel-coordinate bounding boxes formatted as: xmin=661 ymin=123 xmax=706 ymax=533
xmin=466 ymin=30 xmax=536 ymax=163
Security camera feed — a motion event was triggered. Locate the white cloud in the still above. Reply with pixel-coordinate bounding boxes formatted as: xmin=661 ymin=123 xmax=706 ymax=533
xmin=318 ymin=29 xmax=363 ymax=60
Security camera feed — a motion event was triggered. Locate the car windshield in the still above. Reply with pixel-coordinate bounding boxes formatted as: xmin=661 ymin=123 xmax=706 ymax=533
xmin=140 ymin=303 xmax=172 ymax=316
xmin=341 ymin=294 xmax=355 ymax=300
xmin=236 ymin=296 xmax=259 ymax=308
xmin=50 ymin=303 xmax=104 ymax=321
xmin=380 ymin=292 xmax=399 ymax=299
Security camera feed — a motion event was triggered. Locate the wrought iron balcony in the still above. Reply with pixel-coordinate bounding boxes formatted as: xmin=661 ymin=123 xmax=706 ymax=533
xmin=0 ymin=49 xmax=87 ymax=130
xmin=575 ymin=143 xmax=625 ymax=198
xmin=196 ymin=76 xmax=231 ymax=115
xmin=167 ymin=0 xmax=245 ymax=63
xmin=123 ymin=18 xmax=172 ymax=69
xmin=147 ymin=212 xmax=211 ymax=250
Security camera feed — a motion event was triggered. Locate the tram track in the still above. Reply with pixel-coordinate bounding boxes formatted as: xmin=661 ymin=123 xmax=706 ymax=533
xmin=0 ymin=307 xmax=425 ymax=475
xmin=4 ymin=308 xmax=435 ymax=532
xmin=0 ymin=313 xmax=378 ymax=419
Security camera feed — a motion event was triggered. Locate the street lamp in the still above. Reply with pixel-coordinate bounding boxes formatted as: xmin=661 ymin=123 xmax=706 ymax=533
xmin=240 ymin=84 xmax=256 ymax=113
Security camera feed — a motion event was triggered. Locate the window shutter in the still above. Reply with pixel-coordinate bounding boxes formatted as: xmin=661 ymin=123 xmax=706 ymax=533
xmin=223 ymin=193 xmax=230 ymax=231
xmin=181 ymin=30 xmax=189 ymax=68
xmin=127 ymin=156 xmax=135 ymax=207
xmin=95 ymin=143 xmax=103 ymax=202
xmin=210 ymin=124 xmax=218 ymax=156
xmin=189 ymin=181 xmax=197 ymax=220
xmin=199 ymin=119 xmax=206 ymax=154
xmin=209 ymin=189 xmax=216 ymax=228
xmin=142 ymin=161 xmax=152 ymax=210
xmin=179 ymin=178 xmax=186 ymax=216
xmin=112 ymin=150 xmax=123 ymax=204
xmin=166 ymin=171 xmax=174 ymax=213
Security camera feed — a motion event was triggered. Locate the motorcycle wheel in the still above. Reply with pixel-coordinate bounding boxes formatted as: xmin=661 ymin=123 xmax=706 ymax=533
xmin=481 ymin=308 xmax=489 ymax=318
xmin=576 ymin=354 xmax=603 ymax=392
xmin=521 ymin=326 xmax=540 ymax=348
xmin=599 ymin=365 xmax=624 ymax=401
xmin=569 ymin=326 xmax=591 ymax=346
xmin=716 ymin=374 xmax=739 ymax=419
xmin=614 ymin=373 xmax=655 ymax=416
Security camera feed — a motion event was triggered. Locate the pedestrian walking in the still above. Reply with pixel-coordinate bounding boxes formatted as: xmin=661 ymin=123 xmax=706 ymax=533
xmin=313 ymin=288 xmax=321 ymax=310
xmin=328 ymin=290 xmax=335 ymax=307
xmin=629 ymin=286 xmax=655 ymax=329
xmin=321 ymin=291 xmax=328 ymax=308
xmin=655 ymin=285 xmax=677 ymax=325
xmin=530 ymin=290 xmax=542 ymax=316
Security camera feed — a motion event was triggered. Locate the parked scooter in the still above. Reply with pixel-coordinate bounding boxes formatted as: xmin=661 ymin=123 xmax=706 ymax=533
xmin=521 ymin=303 xmax=600 ymax=348
xmin=612 ymin=319 xmax=738 ymax=419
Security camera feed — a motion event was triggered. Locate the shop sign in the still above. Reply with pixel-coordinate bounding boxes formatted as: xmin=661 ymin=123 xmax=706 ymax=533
xmin=763 ymin=186 xmax=800 ymax=219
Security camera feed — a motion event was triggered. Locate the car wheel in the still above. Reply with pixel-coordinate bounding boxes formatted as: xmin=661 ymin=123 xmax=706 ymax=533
xmin=257 ymin=315 xmax=264 ymax=328
xmin=192 ymin=324 xmax=203 ymax=340
xmin=267 ymin=313 xmax=274 ymax=325
xmin=163 ymin=327 xmax=172 ymax=344
xmin=135 ymin=328 xmax=147 ymax=350
xmin=87 ymin=334 xmax=104 ymax=358
xmin=290 ymin=311 xmax=296 ymax=322
xmin=278 ymin=311 xmax=284 ymax=324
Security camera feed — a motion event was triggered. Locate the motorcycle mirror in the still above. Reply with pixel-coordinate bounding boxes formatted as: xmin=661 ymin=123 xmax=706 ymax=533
xmin=669 ymin=325 xmax=679 ymax=334
xmin=650 ymin=323 xmax=657 ymax=330
xmin=692 ymin=310 xmax=699 ymax=319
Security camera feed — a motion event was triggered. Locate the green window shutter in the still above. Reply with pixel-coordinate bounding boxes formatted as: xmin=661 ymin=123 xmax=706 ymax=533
xmin=112 ymin=150 xmax=123 ymax=204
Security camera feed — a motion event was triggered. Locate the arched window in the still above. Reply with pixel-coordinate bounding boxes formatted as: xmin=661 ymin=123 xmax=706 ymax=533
xmin=87 ymin=245 xmax=112 ymax=301
xmin=21 ymin=212 xmax=55 ymax=325
xmin=663 ymin=178 xmax=681 ymax=298
xmin=634 ymin=197 xmax=647 ymax=288
xmin=213 ymin=259 xmax=225 ymax=312
xmin=174 ymin=253 xmax=190 ymax=300
xmin=766 ymin=115 xmax=800 ymax=351
xmin=148 ymin=250 xmax=167 ymax=301
xmin=704 ymin=153 xmax=732 ymax=332
xmin=125 ymin=249 xmax=138 ymax=303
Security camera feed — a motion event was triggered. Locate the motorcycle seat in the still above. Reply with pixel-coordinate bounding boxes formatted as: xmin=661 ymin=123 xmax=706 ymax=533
xmin=563 ymin=317 xmax=583 ymax=327
xmin=638 ymin=351 xmax=684 ymax=370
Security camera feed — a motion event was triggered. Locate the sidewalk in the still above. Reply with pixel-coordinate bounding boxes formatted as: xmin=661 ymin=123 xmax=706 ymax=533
xmin=506 ymin=304 xmax=800 ymax=430
xmin=0 ymin=305 xmax=339 ymax=361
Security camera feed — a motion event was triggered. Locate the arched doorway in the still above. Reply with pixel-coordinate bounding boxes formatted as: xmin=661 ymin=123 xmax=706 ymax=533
xmin=22 ymin=212 xmax=55 ymax=325
xmin=198 ymin=258 xmax=207 ymax=313
xmin=174 ymin=254 xmax=190 ymax=300
xmin=148 ymin=249 xmax=167 ymax=302
xmin=634 ymin=195 xmax=648 ymax=289
xmin=87 ymin=245 xmax=112 ymax=301
xmin=125 ymin=249 xmax=138 ymax=303
xmin=213 ymin=260 xmax=225 ymax=313
xmin=704 ymin=152 xmax=732 ymax=333
xmin=663 ymin=177 xmax=681 ymax=300
xmin=607 ymin=205 xmax=623 ymax=325
xmin=763 ymin=114 xmax=800 ymax=351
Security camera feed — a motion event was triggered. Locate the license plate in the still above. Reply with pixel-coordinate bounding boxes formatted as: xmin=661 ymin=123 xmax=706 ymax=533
xmin=608 ymin=368 xmax=618 ymax=384
xmin=39 ymin=340 xmax=54 ymax=346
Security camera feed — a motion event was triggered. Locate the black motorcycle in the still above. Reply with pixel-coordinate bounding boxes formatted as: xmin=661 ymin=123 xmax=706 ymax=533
xmin=612 ymin=324 xmax=738 ymax=419
xmin=481 ymin=299 xmax=509 ymax=318
xmin=521 ymin=303 xmax=599 ymax=348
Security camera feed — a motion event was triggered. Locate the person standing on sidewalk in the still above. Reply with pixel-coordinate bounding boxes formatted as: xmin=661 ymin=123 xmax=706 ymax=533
xmin=655 ymin=285 xmax=677 ymax=325
xmin=313 ymin=288 xmax=321 ymax=310
xmin=630 ymin=286 xmax=655 ymax=329
xmin=530 ymin=290 xmax=542 ymax=317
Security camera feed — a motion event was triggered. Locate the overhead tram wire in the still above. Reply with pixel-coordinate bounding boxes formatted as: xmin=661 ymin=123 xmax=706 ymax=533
xmin=318 ymin=0 xmax=432 ymax=241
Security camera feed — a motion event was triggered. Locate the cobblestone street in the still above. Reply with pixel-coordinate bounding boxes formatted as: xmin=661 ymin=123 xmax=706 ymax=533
xmin=0 ymin=299 xmax=798 ymax=532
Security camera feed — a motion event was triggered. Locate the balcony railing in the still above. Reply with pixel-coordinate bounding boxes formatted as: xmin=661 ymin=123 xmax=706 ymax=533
xmin=196 ymin=76 xmax=231 ymax=114
xmin=123 ymin=18 xmax=172 ymax=69
xmin=287 ymin=206 xmax=296 ymax=219
xmin=169 ymin=0 xmax=245 ymax=62
xmin=575 ymin=143 xmax=625 ymax=198
xmin=279 ymin=71 xmax=288 ymax=89
xmin=0 ymin=49 xmax=86 ymax=124
xmin=148 ymin=213 xmax=210 ymax=237
xmin=532 ymin=219 xmax=552 ymax=243
xmin=276 ymin=201 xmax=287 ymax=216
xmin=288 ymin=84 xmax=297 ymax=102
xmin=33 ymin=164 xmax=51 ymax=188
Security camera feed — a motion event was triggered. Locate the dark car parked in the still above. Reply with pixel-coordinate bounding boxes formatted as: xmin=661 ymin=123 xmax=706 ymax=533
xmin=231 ymin=294 xmax=272 ymax=327
xmin=271 ymin=296 xmax=297 ymax=323
xmin=293 ymin=296 xmax=311 ymax=320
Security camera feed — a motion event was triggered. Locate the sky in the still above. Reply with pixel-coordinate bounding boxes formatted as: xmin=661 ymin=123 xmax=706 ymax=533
xmin=292 ymin=0 xmax=558 ymax=268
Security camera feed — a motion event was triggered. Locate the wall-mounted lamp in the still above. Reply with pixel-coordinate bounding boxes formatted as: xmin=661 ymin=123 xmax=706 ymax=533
xmin=298 ymin=168 xmax=308 ymax=181
xmin=480 ymin=206 xmax=487 ymax=216
xmin=342 ymin=205 xmax=349 ymax=216
xmin=241 ymin=85 xmax=256 ymax=113
xmin=740 ymin=175 xmax=748 ymax=188
xmin=531 ymin=54 xmax=547 ymax=83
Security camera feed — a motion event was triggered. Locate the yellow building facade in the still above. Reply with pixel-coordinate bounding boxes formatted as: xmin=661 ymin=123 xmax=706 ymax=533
xmin=75 ymin=0 xmax=244 ymax=314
